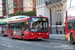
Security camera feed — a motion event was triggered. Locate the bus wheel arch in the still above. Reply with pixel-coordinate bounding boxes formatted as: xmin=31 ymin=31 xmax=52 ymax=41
xmin=22 ymin=34 xmax=24 ymax=40
xmin=11 ymin=33 xmax=13 ymax=39
xmin=70 ymin=33 xmax=75 ymax=44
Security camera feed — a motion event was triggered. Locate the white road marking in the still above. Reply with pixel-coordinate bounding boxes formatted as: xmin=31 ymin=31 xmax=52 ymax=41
xmin=44 ymin=46 xmax=50 ymax=47
xmin=50 ymin=42 xmax=63 ymax=45
xmin=7 ymin=45 xmax=14 ymax=48
xmin=2 ymin=39 xmax=12 ymax=41
xmin=16 ymin=41 xmax=31 ymax=44
xmin=54 ymin=45 xmax=74 ymax=49
xmin=0 ymin=44 xmax=6 ymax=46
xmin=16 ymin=47 xmax=19 ymax=48
xmin=21 ymin=48 xmax=24 ymax=50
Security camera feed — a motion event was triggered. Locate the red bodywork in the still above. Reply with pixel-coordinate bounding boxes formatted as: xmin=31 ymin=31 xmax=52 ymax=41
xmin=7 ymin=16 xmax=49 ymax=39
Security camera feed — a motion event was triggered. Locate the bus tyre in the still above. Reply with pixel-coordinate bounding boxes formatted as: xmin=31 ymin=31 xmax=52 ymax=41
xmin=38 ymin=39 xmax=42 ymax=41
xmin=2 ymin=33 xmax=4 ymax=37
xmin=2 ymin=32 xmax=4 ymax=37
xmin=22 ymin=34 xmax=24 ymax=40
xmin=11 ymin=34 xmax=13 ymax=39
xmin=70 ymin=34 xmax=74 ymax=44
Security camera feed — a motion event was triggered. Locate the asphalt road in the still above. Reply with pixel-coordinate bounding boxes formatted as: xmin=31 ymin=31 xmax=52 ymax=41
xmin=0 ymin=34 xmax=75 ymax=50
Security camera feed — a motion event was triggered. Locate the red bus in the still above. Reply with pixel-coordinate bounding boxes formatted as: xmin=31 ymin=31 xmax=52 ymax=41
xmin=7 ymin=16 xmax=49 ymax=40
xmin=65 ymin=0 xmax=75 ymax=43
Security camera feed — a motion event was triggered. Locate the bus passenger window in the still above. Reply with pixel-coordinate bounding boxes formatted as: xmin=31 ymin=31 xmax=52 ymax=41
xmin=21 ymin=22 xmax=24 ymax=28
xmin=18 ymin=23 xmax=22 ymax=31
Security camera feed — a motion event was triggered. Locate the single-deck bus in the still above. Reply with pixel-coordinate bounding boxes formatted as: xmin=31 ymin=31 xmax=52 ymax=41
xmin=8 ymin=16 xmax=49 ymax=40
xmin=65 ymin=0 xmax=75 ymax=43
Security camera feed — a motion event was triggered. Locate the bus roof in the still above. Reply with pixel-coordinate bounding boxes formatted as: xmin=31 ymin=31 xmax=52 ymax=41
xmin=8 ymin=16 xmax=48 ymax=23
xmin=10 ymin=15 xmax=29 ymax=19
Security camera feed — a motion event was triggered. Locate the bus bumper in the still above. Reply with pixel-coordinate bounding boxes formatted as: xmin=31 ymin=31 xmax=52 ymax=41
xmin=30 ymin=35 xmax=49 ymax=39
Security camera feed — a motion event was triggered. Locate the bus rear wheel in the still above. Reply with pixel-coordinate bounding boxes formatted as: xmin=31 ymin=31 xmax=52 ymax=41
xmin=2 ymin=31 xmax=4 ymax=37
xmin=38 ymin=39 xmax=42 ymax=41
xmin=22 ymin=34 xmax=24 ymax=40
xmin=11 ymin=34 xmax=13 ymax=39
xmin=70 ymin=34 xmax=75 ymax=44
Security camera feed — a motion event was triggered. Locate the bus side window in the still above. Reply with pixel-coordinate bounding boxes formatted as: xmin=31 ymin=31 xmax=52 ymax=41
xmin=68 ymin=20 xmax=72 ymax=30
xmin=24 ymin=20 xmax=29 ymax=31
xmin=16 ymin=23 xmax=22 ymax=31
xmin=9 ymin=23 xmax=11 ymax=29
xmin=21 ymin=22 xmax=24 ymax=28
xmin=15 ymin=23 xmax=19 ymax=31
xmin=11 ymin=23 xmax=14 ymax=31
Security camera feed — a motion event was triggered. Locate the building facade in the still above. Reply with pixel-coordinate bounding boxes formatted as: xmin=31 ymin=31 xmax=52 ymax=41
xmin=23 ymin=0 xmax=36 ymax=12
xmin=8 ymin=0 xmax=23 ymax=17
xmin=36 ymin=0 xmax=67 ymax=34
xmin=1 ymin=0 xmax=36 ymax=18
xmin=1 ymin=0 xmax=23 ymax=18
xmin=0 ymin=0 xmax=3 ymax=18
xmin=2 ymin=0 xmax=7 ymax=18
xmin=33 ymin=0 xmax=36 ymax=10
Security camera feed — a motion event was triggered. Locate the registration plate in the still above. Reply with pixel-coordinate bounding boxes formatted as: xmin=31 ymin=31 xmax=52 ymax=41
xmin=38 ymin=37 xmax=42 ymax=39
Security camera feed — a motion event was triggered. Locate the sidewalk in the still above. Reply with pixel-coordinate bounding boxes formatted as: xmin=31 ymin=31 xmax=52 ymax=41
xmin=49 ymin=34 xmax=65 ymax=40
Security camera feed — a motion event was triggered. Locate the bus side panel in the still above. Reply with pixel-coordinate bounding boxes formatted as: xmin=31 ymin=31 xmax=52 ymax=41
xmin=24 ymin=32 xmax=30 ymax=39
xmin=29 ymin=17 xmax=31 ymax=39
xmin=8 ymin=29 xmax=13 ymax=37
xmin=65 ymin=11 xmax=69 ymax=40
xmin=65 ymin=20 xmax=68 ymax=40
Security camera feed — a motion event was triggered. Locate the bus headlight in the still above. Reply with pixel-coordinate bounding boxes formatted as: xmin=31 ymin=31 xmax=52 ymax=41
xmin=46 ymin=33 xmax=49 ymax=35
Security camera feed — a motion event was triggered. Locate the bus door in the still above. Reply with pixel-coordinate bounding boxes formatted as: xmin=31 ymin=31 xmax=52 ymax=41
xmin=24 ymin=20 xmax=29 ymax=39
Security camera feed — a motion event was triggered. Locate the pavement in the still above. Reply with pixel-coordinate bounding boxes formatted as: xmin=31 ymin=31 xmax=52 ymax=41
xmin=49 ymin=34 xmax=65 ymax=40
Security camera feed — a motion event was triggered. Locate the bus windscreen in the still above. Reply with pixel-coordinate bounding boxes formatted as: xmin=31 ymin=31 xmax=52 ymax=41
xmin=30 ymin=17 xmax=48 ymax=32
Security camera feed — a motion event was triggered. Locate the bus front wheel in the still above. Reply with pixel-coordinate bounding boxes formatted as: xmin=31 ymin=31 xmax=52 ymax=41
xmin=70 ymin=34 xmax=75 ymax=44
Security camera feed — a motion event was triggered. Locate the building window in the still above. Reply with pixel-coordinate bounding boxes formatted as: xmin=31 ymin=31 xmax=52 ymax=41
xmin=14 ymin=2 xmax=16 ymax=8
xmin=38 ymin=0 xmax=40 ymax=5
xmin=33 ymin=3 xmax=35 ymax=8
xmin=67 ymin=0 xmax=71 ymax=9
xmin=71 ymin=0 xmax=75 ymax=7
xmin=20 ymin=2 xmax=23 ymax=8
xmin=3 ymin=6 xmax=6 ymax=10
xmin=40 ymin=0 xmax=41 ymax=5
xmin=3 ymin=0 xmax=5 ymax=3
